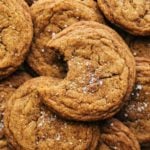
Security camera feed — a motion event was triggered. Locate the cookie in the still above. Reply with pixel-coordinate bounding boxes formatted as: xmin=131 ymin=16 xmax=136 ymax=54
xmin=4 ymin=77 xmax=100 ymax=150
xmin=97 ymin=0 xmax=150 ymax=36
xmin=38 ymin=21 xmax=136 ymax=121
xmin=97 ymin=119 xmax=140 ymax=150
xmin=118 ymin=38 xmax=150 ymax=144
xmin=0 ymin=71 xmax=31 ymax=150
xmin=0 ymin=0 xmax=33 ymax=79
xmin=27 ymin=0 xmax=104 ymax=78
xmin=120 ymin=59 xmax=150 ymax=144
xmin=0 ymin=86 xmax=15 ymax=150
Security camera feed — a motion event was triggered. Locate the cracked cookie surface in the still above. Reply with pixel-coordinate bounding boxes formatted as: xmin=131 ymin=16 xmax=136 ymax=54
xmin=118 ymin=38 xmax=150 ymax=145
xmin=27 ymin=0 xmax=104 ymax=78
xmin=0 ymin=71 xmax=31 ymax=150
xmin=39 ymin=21 xmax=136 ymax=121
xmin=0 ymin=86 xmax=14 ymax=150
xmin=98 ymin=0 xmax=150 ymax=36
xmin=97 ymin=119 xmax=140 ymax=150
xmin=0 ymin=0 xmax=33 ymax=79
xmin=4 ymin=77 xmax=100 ymax=150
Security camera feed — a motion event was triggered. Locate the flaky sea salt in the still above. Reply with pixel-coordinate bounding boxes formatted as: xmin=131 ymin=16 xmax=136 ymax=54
xmin=64 ymin=24 xmax=68 ymax=28
xmin=41 ymin=48 xmax=45 ymax=52
xmin=124 ymin=113 xmax=128 ymax=117
xmin=55 ymin=133 xmax=61 ymax=141
xmin=136 ymin=84 xmax=142 ymax=90
xmin=52 ymin=32 xmax=56 ymax=39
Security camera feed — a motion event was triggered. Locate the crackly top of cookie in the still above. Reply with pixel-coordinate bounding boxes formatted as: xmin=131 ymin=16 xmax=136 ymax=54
xmin=0 ymin=85 xmax=15 ymax=150
xmin=98 ymin=119 xmax=140 ymax=150
xmin=98 ymin=0 xmax=150 ymax=36
xmin=0 ymin=0 xmax=33 ymax=79
xmin=0 ymin=71 xmax=32 ymax=150
xmin=27 ymin=0 xmax=104 ymax=78
xmin=38 ymin=21 xmax=136 ymax=121
xmin=118 ymin=59 xmax=150 ymax=144
xmin=4 ymin=77 xmax=99 ymax=150
xmin=118 ymin=38 xmax=150 ymax=144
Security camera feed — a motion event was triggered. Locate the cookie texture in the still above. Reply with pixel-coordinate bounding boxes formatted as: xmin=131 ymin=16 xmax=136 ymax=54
xmin=38 ymin=21 xmax=136 ymax=121
xmin=97 ymin=119 xmax=140 ymax=150
xmin=0 ymin=86 xmax=14 ymax=150
xmin=4 ymin=77 xmax=100 ymax=150
xmin=118 ymin=38 xmax=150 ymax=144
xmin=0 ymin=71 xmax=31 ymax=150
xmin=27 ymin=0 xmax=104 ymax=78
xmin=98 ymin=0 xmax=150 ymax=36
xmin=0 ymin=0 xmax=33 ymax=79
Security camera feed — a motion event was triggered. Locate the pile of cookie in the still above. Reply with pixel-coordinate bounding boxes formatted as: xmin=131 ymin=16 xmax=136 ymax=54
xmin=0 ymin=0 xmax=149 ymax=149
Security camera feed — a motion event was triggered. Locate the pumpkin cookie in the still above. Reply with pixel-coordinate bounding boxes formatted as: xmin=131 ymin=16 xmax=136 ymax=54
xmin=4 ymin=77 xmax=100 ymax=150
xmin=0 ymin=0 xmax=33 ymax=79
xmin=118 ymin=38 xmax=150 ymax=144
xmin=97 ymin=0 xmax=150 ymax=36
xmin=27 ymin=0 xmax=104 ymax=78
xmin=39 ymin=21 xmax=136 ymax=121
xmin=97 ymin=119 xmax=140 ymax=150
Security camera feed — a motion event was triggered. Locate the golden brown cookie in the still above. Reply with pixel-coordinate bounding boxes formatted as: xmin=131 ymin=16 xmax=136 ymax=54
xmin=118 ymin=38 xmax=150 ymax=145
xmin=27 ymin=0 xmax=104 ymax=78
xmin=0 ymin=86 xmax=15 ymax=150
xmin=118 ymin=62 xmax=150 ymax=144
xmin=38 ymin=21 xmax=136 ymax=121
xmin=4 ymin=77 xmax=100 ymax=150
xmin=0 ymin=0 xmax=33 ymax=79
xmin=0 ymin=71 xmax=32 ymax=150
xmin=97 ymin=119 xmax=140 ymax=150
xmin=97 ymin=0 xmax=150 ymax=36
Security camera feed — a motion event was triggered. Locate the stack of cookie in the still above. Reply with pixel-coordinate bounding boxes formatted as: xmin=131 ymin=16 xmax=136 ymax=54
xmin=0 ymin=0 xmax=149 ymax=149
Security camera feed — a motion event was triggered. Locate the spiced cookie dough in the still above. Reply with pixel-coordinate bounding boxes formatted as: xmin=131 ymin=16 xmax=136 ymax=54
xmin=0 ymin=0 xmax=33 ymax=79
xmin=38 ymin=21 xmax=136 ymax=121
xmin=4 ymin=77 xmax=100 ymax=150
xmin=27 ymin=0 xmax=104 ymax=78
xmin=97 ymin=0 xmax=150 ymax=36
xmin=97 ymin=119 xmax=140 ymax=150
xmin=118 ymin=38 xmax=150 ymax=144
